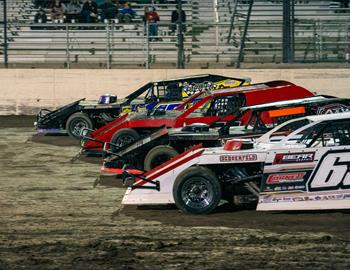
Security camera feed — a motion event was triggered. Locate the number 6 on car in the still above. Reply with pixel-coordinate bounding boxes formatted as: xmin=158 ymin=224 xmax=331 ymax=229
xmin=119 ymin=112 xmax=350 ymax=214
xmin=308 ymin=151 xmax=350 ymax=191
xmin=259 ymin=117 xmax=350 ymax=211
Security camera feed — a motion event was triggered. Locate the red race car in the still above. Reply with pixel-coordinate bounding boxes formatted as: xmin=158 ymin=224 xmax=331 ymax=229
xmin=81 ymin=81 xmax=314 ymax=157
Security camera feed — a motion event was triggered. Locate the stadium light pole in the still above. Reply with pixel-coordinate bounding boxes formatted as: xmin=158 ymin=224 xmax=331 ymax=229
xmin=176 ymin=0 xmax=185 ymax=69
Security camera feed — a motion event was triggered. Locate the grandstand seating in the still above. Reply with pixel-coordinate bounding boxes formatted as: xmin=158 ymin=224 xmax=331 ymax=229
xmin=0 ymin=0 xmax=350 ymax=67
xmin=193 ymin=0 xmax=350 ymax=65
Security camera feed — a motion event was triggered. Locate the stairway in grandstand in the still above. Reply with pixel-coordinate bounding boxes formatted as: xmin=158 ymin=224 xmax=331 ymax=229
xmin=190 ymin=0 xmax=223 ymax=65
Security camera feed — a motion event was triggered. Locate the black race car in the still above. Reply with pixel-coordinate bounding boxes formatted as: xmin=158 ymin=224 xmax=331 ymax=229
xmin=35 ymin=74 xmax=250 ymax=139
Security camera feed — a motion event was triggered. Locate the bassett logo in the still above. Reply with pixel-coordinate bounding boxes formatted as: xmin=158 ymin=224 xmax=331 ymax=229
xmin=266 ymin=172 xmax=306 ymax=184
xmin=220 ymin=154 xmax=258 ymax=162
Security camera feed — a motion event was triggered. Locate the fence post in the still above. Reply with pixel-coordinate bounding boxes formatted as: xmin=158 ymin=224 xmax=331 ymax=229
xmin=146 ymin=20 xmax=150 ymax=69
xmin=106 ymin=23 xmax=111 ymax=69
xmin=111 ymin=22 xmax=114 ymax=67
xmin=290 ymin=0 xmax=295 ymax=62
xmin=3 ymin=0 xmax=8 ymax=68
xmin=282 ymin=0 xmax=294 ymax=63
xmin=176 ymin=0 xmax=185 ymax=69
xmin=346 ymin=22 xmax=349 ymax=62
xmin=214 ymin=0 xmax=219 ymax=58
xmin=313 ymin=21 xmax=317 ymax=62
xmin=65 ymin=24 xmax=70 ymax=69
xmin=318 ymin=20 xmax=323 ymax=61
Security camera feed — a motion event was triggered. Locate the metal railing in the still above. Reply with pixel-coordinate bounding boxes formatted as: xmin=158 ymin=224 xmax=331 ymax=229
xmin=1 ymin=0 xmax=350 ymax=67
xmin=1 ymin=19 xmax=350 ymax=68
xmin=0 ymin=22 xmax=193 ymax=68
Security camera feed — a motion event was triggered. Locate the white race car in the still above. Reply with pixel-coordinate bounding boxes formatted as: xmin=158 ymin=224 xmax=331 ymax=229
xmin=121 ymin=112 xmax=350 ymax=214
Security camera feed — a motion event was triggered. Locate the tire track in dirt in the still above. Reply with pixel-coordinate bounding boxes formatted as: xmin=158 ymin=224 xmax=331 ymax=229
xmin=0 ymin=125 xmax=349 ymax=269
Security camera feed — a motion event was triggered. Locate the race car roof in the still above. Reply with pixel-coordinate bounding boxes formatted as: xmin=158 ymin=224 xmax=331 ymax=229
xmin=257 ymin=111 xmax=350 ymax=144
xmin=210 ymin=80 xmax=297 ymax=96
xmin=152 ymin=74 xmax=251 ymax=84
xmin=305 ymin=111 xmax=350 ymax=122
xmin=240 ymin=95 xmax=348 ymax=112
xmin=122 ymin=74 xmax=251 ymax=105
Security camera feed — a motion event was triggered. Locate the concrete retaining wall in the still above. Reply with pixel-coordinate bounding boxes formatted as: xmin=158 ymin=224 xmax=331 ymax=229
xmin=0 ymin=69 xmax=349 ymax=115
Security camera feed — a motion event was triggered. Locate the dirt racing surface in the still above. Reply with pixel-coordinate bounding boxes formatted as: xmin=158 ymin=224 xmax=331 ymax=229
xmin=1 ymin=118 xmax=350 ymax=270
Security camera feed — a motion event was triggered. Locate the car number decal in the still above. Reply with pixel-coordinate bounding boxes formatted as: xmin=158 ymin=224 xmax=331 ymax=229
xmin=308 ymin=150 xmax=350 ymax=192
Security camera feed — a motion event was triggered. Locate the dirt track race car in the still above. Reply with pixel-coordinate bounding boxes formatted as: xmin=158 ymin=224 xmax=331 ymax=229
xmin=35 ymin=74 xmax=249 ymax=139
xmin=80 ymin=80 xmax=314 ymax=157
xmin=101 ymin=95 xmax=350 ymax=171
xmin=119 ymin=112 xmax=350 ymax=214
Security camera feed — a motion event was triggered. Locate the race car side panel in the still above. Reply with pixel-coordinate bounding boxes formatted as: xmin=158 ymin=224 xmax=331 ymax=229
xmin=122 ymin=147 xmax=267 ymax=205
xmin=258 ymin=146 xmax=350 ymax=211
xmin=122 ymin=147 xmax=205 ymax=205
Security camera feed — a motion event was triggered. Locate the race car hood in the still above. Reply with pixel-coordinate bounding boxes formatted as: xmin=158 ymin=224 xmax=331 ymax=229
xmin=168 ymin=125 xmax=220 ymax=141
xmin=82 ymin=109 xmax=183 ymax=153
xmin=87 ymin=109 xmax=182 ymax=138
xmin=128 ymin=110 xmax=183 ymax=120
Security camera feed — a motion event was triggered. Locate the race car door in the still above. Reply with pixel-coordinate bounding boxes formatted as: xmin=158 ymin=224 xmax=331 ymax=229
xmin=258 ymin=119 xmax=350 ymax=211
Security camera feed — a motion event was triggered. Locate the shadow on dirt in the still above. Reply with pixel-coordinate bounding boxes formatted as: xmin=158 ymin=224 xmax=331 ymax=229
xmin=118 ymin=204 xmax=350 ymax=236
xmin=76 ymin=156 xmax=102 ymax=165
xmin=29 ymin=133 xmax=79 ymax=147
xmin=94 ymin=175 xmax=126 ymax=188
xmin=0 ymin=115 xmax=36 ymax=127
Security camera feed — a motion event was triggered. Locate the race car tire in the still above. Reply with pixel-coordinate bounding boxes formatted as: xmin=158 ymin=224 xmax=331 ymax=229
xmin=66 ymin=112 xmax=93 ymax=139
xmin=144 ymin=145 xmax=179 ymax=171
xmin=110 ymin=128 xmax=140 ymax=151
xmin=173 ymin=166 xmax=221 ymax=214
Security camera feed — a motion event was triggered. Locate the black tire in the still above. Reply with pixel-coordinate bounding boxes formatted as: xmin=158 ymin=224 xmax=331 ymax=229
xmin=110 ymin=128 xmax=140 ymax=151
xmin=144 ymin=145 xmax=179 ymax=171
xmin=66 ymin=112 xmax=93 ymax=139
xmin=173 ymin=166 xmax=221 ymax=214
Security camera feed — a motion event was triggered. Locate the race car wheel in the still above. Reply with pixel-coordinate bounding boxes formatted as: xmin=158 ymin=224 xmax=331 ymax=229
xmin=66 ymin=112 xmax=93 ymax=139
xmin=173 ymin=166 xmax=221 ymax=214
xmin=110 ymin=128 xmax=140 ymax=151
xmin=144 ymin=145 xmax=179 ymax=171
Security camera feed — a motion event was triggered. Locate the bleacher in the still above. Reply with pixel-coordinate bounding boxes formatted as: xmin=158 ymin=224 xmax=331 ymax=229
xmin=1 ymin=0 xmax=193 ymax=67
xmin=192 ymin=0 xmax=350 ymax=65
xmin=1 ymin=0 xmax=350 ymax=67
